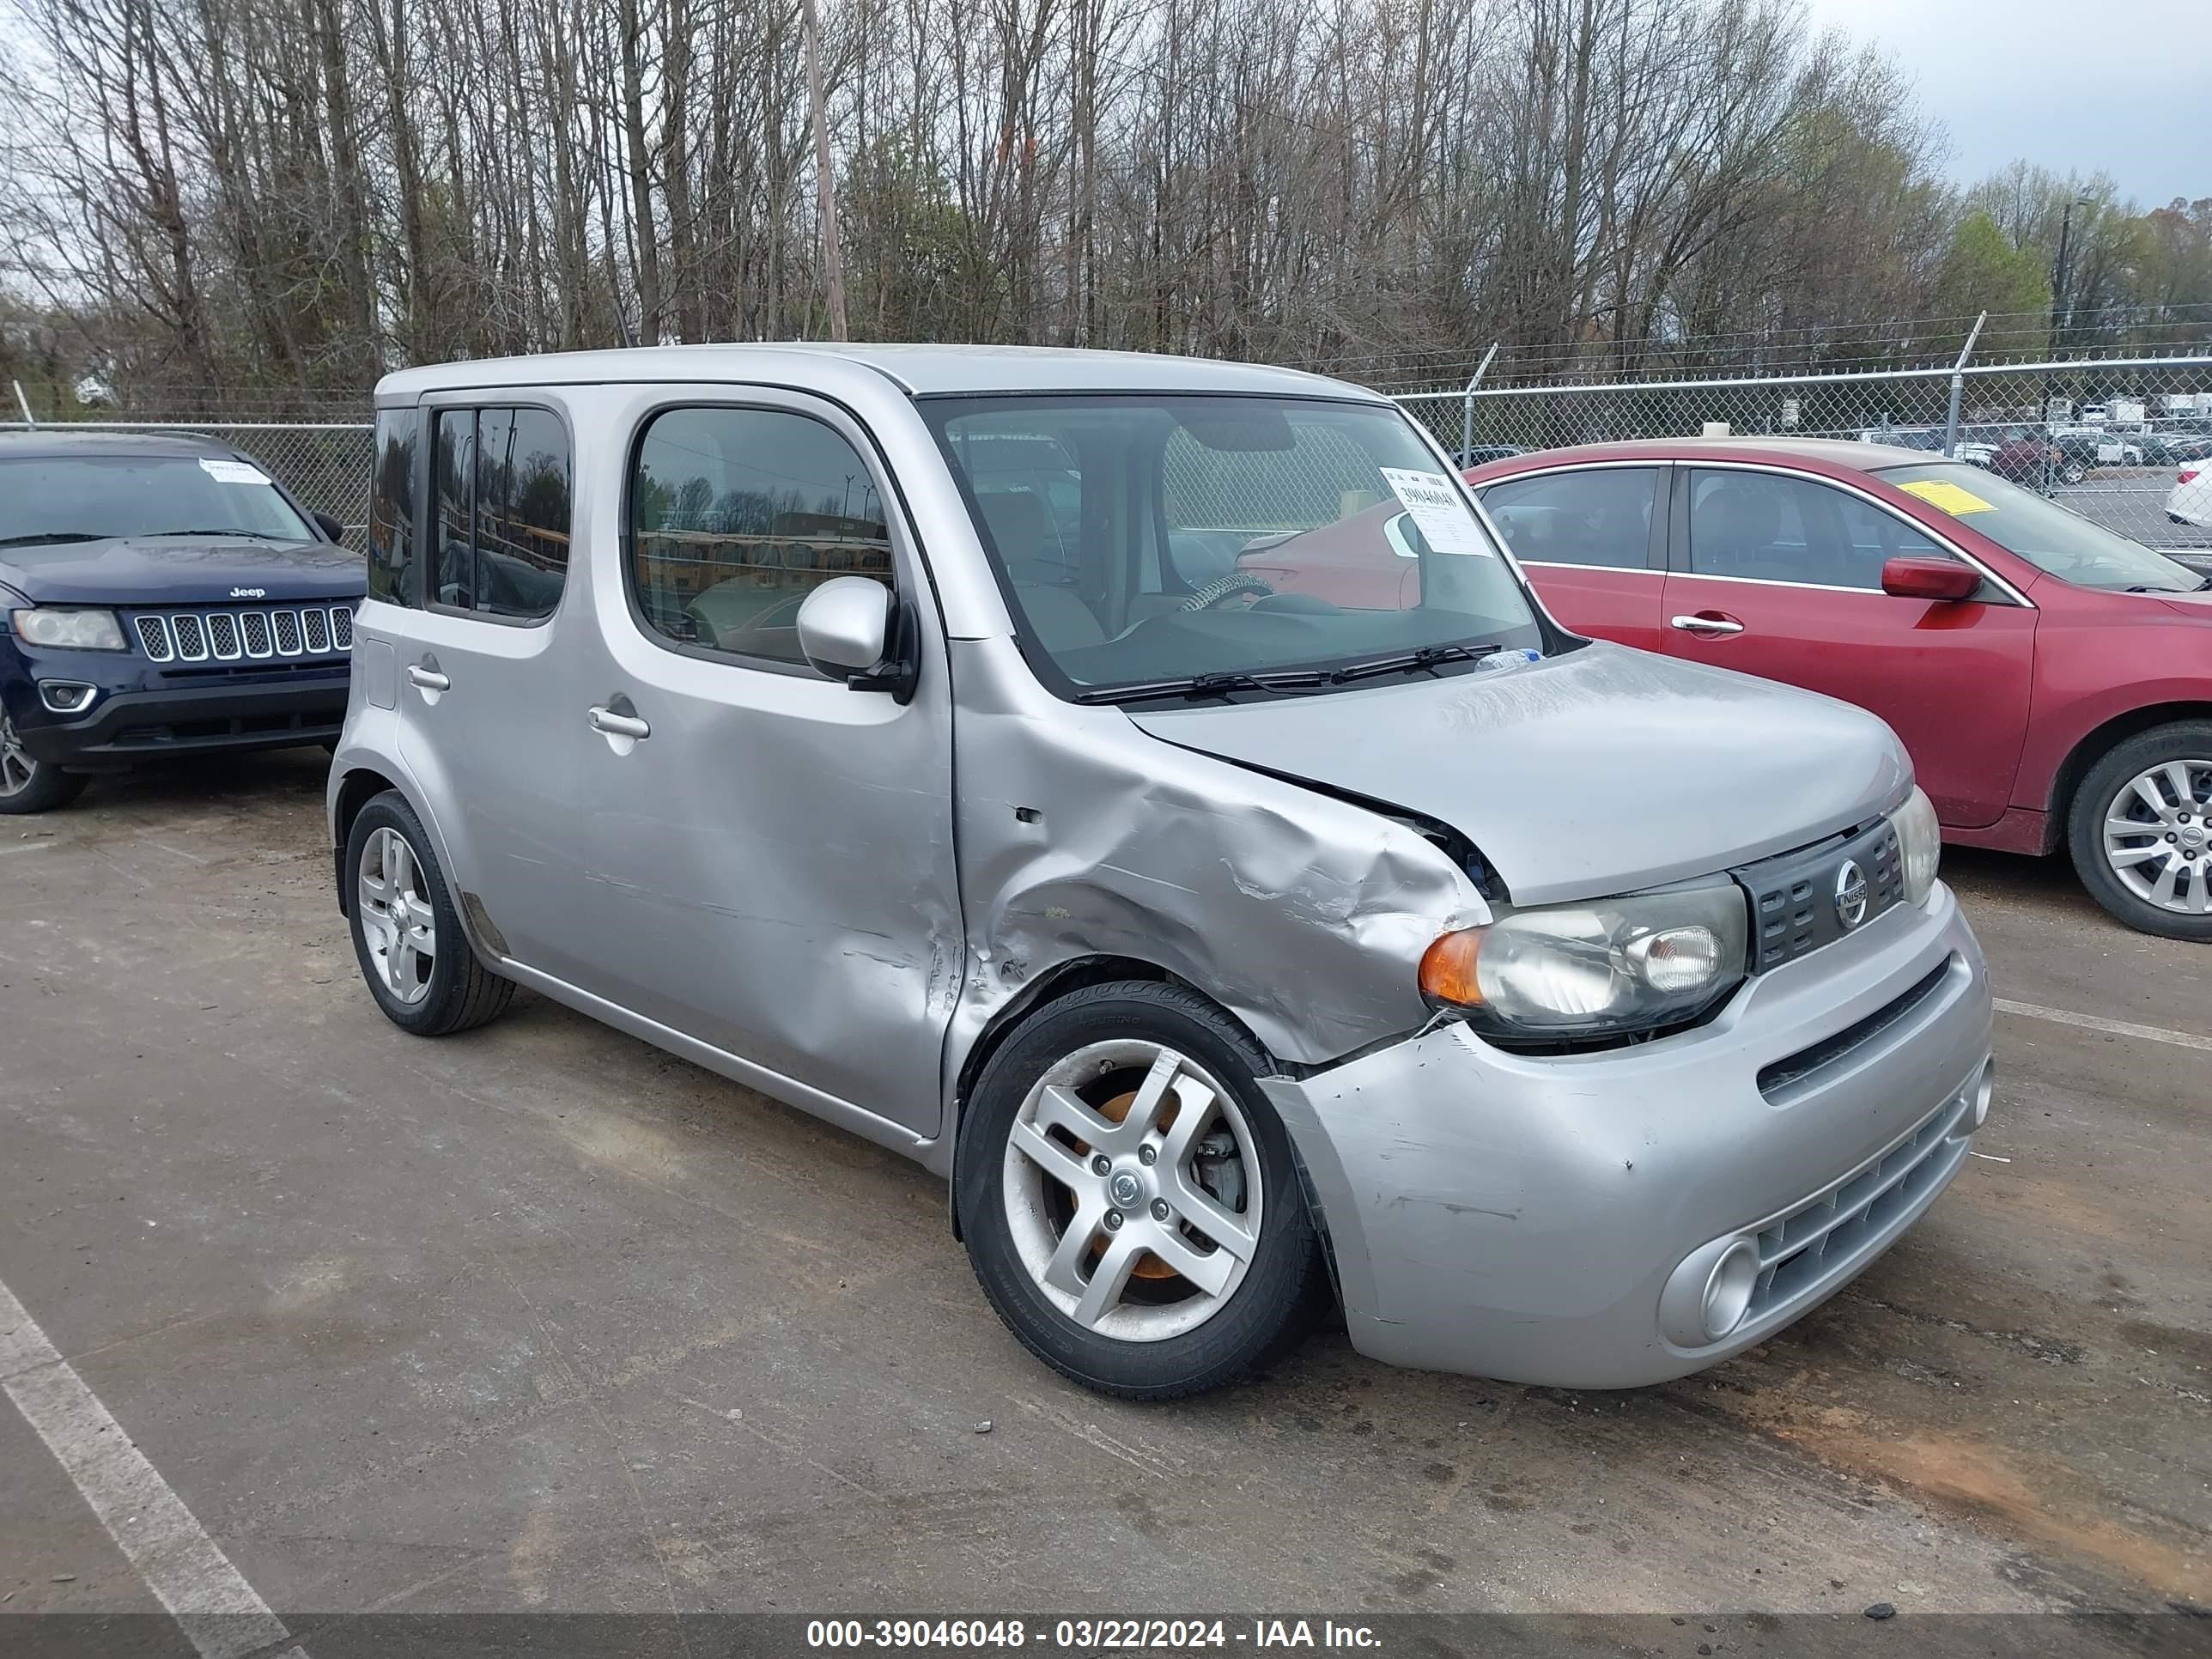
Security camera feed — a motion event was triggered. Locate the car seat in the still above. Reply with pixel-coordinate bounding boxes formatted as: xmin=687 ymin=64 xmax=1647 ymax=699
xmin=976 ymin=490 xmax=1105 ymax=651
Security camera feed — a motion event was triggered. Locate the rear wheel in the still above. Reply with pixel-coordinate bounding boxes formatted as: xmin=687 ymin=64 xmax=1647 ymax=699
xmin=2068 ymin=723 xmax=2212 ymax=940
xmin=956 ymin=981 xmax=1327 ymax=1400
xmin=0 ymin=712 xmax=88 ymax=815
xmin=345 ymin=790 xmax=515 ymax=1033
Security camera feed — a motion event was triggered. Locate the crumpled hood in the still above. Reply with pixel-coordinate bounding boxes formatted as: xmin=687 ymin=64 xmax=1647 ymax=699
xmin=1128 ymin=642 xmax=1911 ymax=906
xmin=0 ymin=535 xmax=366 ymax=605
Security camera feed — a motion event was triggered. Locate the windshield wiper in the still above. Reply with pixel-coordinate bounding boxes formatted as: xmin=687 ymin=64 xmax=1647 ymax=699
xmin=0 ymin=532 xmax=105 ymax=548
xmin=1326 ymin=642 xmax=1499 ymax=684
xmin=148 ymin=528 xmax=283 ymax=539
xmin=1075 ymin=668 xmax=1331 ymax=705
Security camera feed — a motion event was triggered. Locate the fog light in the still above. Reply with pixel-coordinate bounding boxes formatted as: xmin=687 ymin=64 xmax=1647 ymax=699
xmin=1971 ymin=1060 xmax=1994 ymax=1130
xmin=1701 ymin=1239 xmax=1760 ymax=1340
xmin=1659 ymin=1233 xmax=1764 ymax=1348
xmin=38 ymin=681 xmax=97 ymax=714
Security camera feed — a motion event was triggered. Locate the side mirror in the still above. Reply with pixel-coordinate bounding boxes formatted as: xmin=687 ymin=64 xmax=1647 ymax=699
xmin=1881 ymin=556 xmax=1981 ymax=603
xmin=796 ymin=575 xmax=893 ymax=678
xmin=312 ymin=510 xmax=347 ymax=543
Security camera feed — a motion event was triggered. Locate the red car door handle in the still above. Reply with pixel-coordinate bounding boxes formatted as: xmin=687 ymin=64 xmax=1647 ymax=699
xmin=1670 ymin=612 xmax=1746 ymax=636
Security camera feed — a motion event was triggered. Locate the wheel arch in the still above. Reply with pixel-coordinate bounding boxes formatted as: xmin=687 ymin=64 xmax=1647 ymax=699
xmin=945 ymin=954 xmax=1285 ymax=1235
xmin=2045 ymin=700 xmax=2212 ymax=848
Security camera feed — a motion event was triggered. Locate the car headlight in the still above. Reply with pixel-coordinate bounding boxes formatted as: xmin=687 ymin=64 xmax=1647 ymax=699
xmin=12 ymin=606 xmax=129 ymax=651
xmin=1890 ymin=786 xmax=1941 ymax=907
xmin=1419 ymin=878 xmax=1749 ymax=1039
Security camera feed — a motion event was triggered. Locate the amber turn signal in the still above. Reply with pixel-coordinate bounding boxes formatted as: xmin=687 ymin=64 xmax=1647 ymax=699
xmin=1419 ymin=927 xmax=1484 ymax=1006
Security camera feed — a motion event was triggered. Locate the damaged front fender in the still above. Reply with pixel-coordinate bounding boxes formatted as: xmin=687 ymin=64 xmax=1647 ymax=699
xmin=939 ymin=635 xmax=1487 ymax=1164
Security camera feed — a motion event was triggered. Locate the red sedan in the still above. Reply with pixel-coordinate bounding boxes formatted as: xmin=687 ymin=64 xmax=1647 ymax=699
xmin=1449 ymin=438 xmax=2212 ymax=937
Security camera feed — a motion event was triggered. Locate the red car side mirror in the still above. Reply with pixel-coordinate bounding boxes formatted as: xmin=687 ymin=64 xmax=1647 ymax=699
xmin=1881 ymin=556 xmax=1981 ymax=603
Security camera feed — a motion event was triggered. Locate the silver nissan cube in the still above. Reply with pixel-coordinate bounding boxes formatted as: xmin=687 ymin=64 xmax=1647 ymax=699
xmin=331 ymin=345 xmax=1995 ymax=1399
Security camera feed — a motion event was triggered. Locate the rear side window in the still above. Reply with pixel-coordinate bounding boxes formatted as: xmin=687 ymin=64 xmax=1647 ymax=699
xmin=627 ymin=406 xmax=894 ymax=669
xmin=1478 ymin=468 xmax=1658 ymax=569
xmin=1686 ymin=469 xmax=1946 ymax=592
xmin=428 ymin=405 xmax=571 ymax=621
xmin=368 ymin=410 xmax=418 ymax=605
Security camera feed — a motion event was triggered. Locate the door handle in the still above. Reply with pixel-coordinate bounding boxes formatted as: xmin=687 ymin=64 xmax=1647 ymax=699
xmin=587 ymin=706 xmax=651 ymax=740
xmin=406 ymin=665 xmax=451 ymax=690
xmin=1669 ymin=614 xmax=1746 ymax=636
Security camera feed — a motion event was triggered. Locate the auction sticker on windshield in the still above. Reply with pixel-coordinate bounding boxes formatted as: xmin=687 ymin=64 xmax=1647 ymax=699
xmin=1895 ymin=477 xmax=1996 ymax=517
xmin=1378 ymin=467 xmax=1492 ymax=555
xmin=198 ymin=458 xmax=275 ymax=486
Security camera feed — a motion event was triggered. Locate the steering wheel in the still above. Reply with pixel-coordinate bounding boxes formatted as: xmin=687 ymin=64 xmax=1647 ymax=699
xmin=1182 ymin=573 xmax=1276 ymax=611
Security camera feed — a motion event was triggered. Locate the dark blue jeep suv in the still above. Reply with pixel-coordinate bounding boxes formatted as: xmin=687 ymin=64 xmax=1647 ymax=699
xmin=1 ymin=429 xmax=367 ymax=812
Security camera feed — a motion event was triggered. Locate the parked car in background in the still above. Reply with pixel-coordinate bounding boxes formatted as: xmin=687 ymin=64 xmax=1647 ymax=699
xmin=1450 ymin=443 xmax=1523 ymax=468
xmin=2051 ymin=426 xmax=2142 ymax=467
xmin=1462 ymin=439 xmax=2212 ymax=938
xmin=0 ymin=430 xmax=363 ymax=813
xmin=1985 ymin=428 xmax=2080 ymax=487
xmin=330 ymin=346 xmax=1990 ymax=1401
xmin=2170 ymin=461 xmax=2212 ymax=529
xmin=2141 ymin=430 xmax=2212 ymax=467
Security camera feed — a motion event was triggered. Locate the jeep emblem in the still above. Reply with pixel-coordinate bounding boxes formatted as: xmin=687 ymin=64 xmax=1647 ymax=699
xmin=1833 ymin=860 xmax=1869 ymax=930
xmin=230 ymin=586 xmax=266 ymax=599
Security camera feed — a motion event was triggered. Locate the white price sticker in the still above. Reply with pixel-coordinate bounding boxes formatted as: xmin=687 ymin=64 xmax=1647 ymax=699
xmin=198 ymin=458 xmax=274 ymax=486
xmin=1377 ymin=467 xmax=1491 ymax=556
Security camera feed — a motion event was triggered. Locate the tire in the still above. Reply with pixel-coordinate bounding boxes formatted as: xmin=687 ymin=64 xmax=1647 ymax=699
xmin=2058 ymin=460 xmax=2087 ymax=486
xmin=2067 ymin=721 xmax=2212 ymax=941
xmin=0 ymin=711 xmax=88 ymax=815
xmin=955 ymin=981 xmax=1328 ymax=1400
xmin=344 ymin=789 xmax=515 ymax=1034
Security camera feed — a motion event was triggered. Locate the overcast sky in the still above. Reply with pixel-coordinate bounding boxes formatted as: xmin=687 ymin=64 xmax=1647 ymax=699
xmin=1802 ymin=0 xmax=2204 ymax=208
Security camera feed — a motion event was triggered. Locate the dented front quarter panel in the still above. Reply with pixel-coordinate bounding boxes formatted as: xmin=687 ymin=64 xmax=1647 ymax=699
xmin=939 ymin=634 xmax=1488 ymax=1159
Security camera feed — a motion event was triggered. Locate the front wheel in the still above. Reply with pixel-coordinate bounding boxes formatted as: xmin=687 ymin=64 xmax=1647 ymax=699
xmin=0 ymin=711 xmax=88 ymax=815
xmin=2068 ymin=723 xmax=2212 ymax=939
xmin=956 ymin=981 xmax=1328 ymax=1400
xmin=2058 ymin=459 xmax=2087 ymax=486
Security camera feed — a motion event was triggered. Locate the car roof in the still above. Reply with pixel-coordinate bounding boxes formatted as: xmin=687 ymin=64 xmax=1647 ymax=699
xmin=1468 ymin=434 xmax=1959 ymax=477
xmin=0 ymin=428 xmax=247 ymax=460
xmin=374 ymin=343 xmax=1377 ymax=403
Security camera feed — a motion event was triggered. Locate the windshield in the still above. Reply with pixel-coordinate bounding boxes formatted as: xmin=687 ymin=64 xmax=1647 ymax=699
xmin=0 ymin=454 xmax=316 ymax=546
xmin=1873 ymin=462 xmax=2203 ymax=593
xmin=924 ymin=395 xmax=1543 ymax=696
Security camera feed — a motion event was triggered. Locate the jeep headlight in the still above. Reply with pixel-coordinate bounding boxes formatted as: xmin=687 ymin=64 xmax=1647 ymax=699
xmin=1890 ymin=786 xmax=1941 ymax=907
xmin=12 ymin=606 xmax=129 ymax=651
xmin=1419 ymin=878 xmax=1749 ymax=1038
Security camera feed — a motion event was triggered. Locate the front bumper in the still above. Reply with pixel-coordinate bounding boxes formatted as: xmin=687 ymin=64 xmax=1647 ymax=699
xmin=10 ymin=675 xmax=349 ymax=769
xmin=1262 ymin=883 xmax=1992 ymax=1389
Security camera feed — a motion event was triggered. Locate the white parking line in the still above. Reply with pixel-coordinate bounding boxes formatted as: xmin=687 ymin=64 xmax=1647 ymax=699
xmin=0 ymin=1276 xmax=307 ymax=1659
xmin=1994 ymin=997 xmax=2212 ymax=1054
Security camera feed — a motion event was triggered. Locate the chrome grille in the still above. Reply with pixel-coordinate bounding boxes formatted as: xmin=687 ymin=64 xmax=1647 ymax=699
xmin=131 ymin=605 xmax=355 ymax=665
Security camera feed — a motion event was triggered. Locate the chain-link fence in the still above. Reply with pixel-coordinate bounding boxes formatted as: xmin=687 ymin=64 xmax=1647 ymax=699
xmin=0 ymin=420 xmax=375 ymax=547
xmin=12 ymin=352 xmax=2212 ymax=568
xmin=1394 ymin=354 xmax=2212 ymax=561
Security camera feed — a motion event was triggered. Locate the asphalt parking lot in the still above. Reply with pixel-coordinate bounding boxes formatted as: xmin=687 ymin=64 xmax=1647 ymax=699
xmin=3 ymin=752 xmax=2208 ymax=1645
xmin=2054 ymin=469 xmax=2210 ymax=554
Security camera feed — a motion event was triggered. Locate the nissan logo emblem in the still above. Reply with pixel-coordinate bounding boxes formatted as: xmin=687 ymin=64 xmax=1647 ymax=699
xmin=1833 ymin=860 xmax=1869 ymax=929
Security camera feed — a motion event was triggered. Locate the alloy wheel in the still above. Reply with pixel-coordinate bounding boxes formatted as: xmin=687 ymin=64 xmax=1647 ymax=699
xmin=0 ymin=712 xmax=33 ymax=798
xmin=2101 ymin=758 xmax=2212 ymax=915
xmin=357 ymin=825 xmax=438 ymax=1003
xmin=1000 ymin=1039 xmax=1262 ymax=1342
